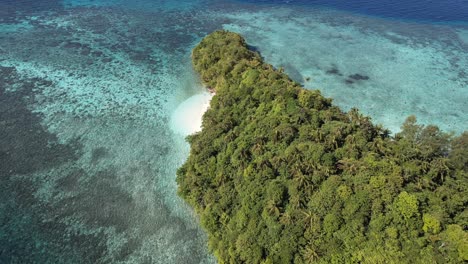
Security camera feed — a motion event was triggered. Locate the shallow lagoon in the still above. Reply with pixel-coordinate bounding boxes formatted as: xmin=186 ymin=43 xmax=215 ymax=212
xmin=0 ymin=0 xmax=466 ymax=263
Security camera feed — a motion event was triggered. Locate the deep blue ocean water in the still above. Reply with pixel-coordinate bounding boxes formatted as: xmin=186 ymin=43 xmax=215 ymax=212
xmin=0 ymin=0 xmax=466 ymax=263
xmin=239 ymin=0 xmax=468 ymax=23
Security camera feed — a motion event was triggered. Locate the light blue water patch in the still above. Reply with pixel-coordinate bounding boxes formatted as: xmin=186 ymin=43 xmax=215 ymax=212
xmin=0 ymin=20 xmax=33 ymax=33
xmin=221 ymin=7 xmax=467 ymax=133
xmin=457 ymin=28 xmax=468 ymax=45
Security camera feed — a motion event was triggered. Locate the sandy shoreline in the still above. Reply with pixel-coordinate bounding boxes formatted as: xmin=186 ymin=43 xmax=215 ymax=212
xmin=170 ymin=91 xmax=213 ymax=136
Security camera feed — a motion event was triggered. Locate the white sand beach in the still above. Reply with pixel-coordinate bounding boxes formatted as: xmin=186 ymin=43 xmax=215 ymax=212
xmin=170 ymin=91 xmax=213 ymax=136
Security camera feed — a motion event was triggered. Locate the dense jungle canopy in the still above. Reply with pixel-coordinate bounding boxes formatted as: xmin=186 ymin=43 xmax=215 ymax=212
xmin=177 ymin=30 xmax=468 ymax=264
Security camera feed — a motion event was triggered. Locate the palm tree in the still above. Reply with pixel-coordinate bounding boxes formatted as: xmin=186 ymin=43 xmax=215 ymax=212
xmin=330 ymin=127 xmax=344 ymax=149
xmin=292 ymin=162 xmax=312 ymax=188
xmin=429 ymin=157 xmax=450 ymax=183
xmin=214 ymin=173 xmax=228 ymax=186
xmin=311 ymin=130 xmax=324 ymax=143
xmin=289 ymin=194 xmax=302 ymax=209
xmin=371 ymin=137 xmax=387 ymax=155
xmin=375 ymin=124 xmax=391 ymax=138
xmin=420 ymin=160 xmax=430 ymax=173
xmin=322 ymin=166 xmax=333 ymax=177
xmin=302 ymin=244 xmax=320 ymax=263
xmin=293 ymin=170 xmax=308 ymax=188
xmin=327 ymin=133 xmax=339 ymax=150
xmin=348 ymin=108 xmax=364 ymax=126
xmin=257 ymin=157 xmax=271 ymax=171
xmin=301 ymin=211 xmax=319 ymax=230
xmin=337 ymin=158 xmax=360 ymax=174
xmin=252 ymin=143 xmax=263 ymax=155
xmin=280 ymin=211 xmax=292 ymax=226
xmin=346 ymin=134 xmax=357 ymax=145
xmin=266 ymin=199 xmax=280 ymax=217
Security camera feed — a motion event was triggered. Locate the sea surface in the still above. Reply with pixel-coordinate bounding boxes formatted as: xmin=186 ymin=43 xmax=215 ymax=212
xmin=0 ymin=0 xmax=467 ymax=263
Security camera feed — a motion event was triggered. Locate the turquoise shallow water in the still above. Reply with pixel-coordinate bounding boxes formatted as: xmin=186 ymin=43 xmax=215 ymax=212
xmin=0 ymin=1 xmax=467 ymax=263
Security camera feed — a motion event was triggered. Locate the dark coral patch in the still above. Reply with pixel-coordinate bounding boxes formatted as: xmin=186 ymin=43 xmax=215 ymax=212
xmin=326 ymin=68 xmax=342 ymax=75
xmin=0 ymin=66 xmax=81 ymax=176
xmin=348 ymin=73 xmax=370 ymax=80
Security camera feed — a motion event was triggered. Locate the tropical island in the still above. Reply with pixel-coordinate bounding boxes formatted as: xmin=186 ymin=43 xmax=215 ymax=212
xmin=176 ymin=31 xmax=467 ymax=263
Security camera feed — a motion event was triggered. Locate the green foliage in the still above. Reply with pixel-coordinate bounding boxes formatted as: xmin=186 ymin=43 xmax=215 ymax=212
xmin=395 ymin=191 xmax=419 ymax=221
xmin=442 ymin=225 xmax=468 ymax=261
xmin=423 ymin=214 xmax=441 ymax=234
xmin=177 ymin=30 xmax=468 ymax=263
